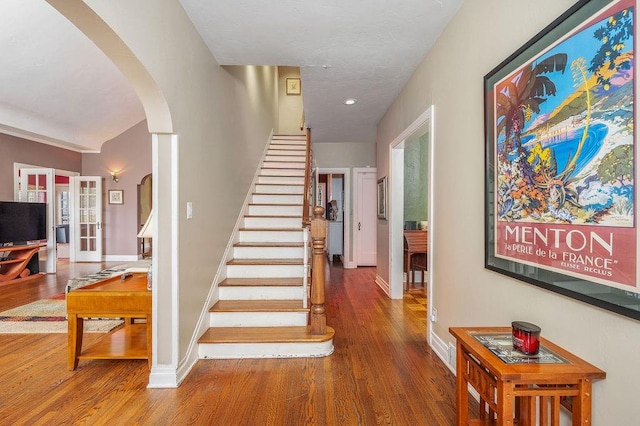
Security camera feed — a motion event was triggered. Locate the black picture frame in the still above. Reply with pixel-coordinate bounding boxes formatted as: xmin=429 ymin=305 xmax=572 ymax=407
xmin=484 ymin=0 xmax=640 ymax=320
xmin=377 ymin=177 xmax=387 ymax=220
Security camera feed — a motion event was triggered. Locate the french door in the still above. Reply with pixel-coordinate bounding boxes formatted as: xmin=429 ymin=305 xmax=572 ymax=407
xmin=18 ymin=168 xmax=56 ymax=273
xmin=70 ymin=176 xmax=103 ymax=262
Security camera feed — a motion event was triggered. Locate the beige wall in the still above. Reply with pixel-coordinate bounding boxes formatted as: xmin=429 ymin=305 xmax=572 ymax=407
xmin=82 ymin=120 xmax=151 ymax=258
xmin=278 ymin=66 xmax=304 ymax=134
xmin=313 ymin=142 xmax=375 ymax=169
xmin=377 ymin=0 xmax=638 ymax=423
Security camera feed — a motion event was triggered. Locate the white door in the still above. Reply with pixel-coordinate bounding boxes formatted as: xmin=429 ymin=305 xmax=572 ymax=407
xmin=18 ymin=167 xmax=56 ymax=273
xmin=354 ymin=169 xmax=377 ymax=266
xmin=70 ymin=176 xmax=103 ymax=262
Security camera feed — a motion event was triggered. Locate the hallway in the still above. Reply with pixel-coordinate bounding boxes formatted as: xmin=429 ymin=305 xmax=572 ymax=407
xmin=0 ymin=263 xmax=460 ymax=425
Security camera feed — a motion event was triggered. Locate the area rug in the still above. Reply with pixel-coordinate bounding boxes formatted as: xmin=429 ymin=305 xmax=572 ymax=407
xmin=0 ymin=297 xmax=123 ymax=334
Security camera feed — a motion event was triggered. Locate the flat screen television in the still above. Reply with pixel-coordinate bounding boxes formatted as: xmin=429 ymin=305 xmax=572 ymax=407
xmin=0 ymin=201 xmax=47 ymax=245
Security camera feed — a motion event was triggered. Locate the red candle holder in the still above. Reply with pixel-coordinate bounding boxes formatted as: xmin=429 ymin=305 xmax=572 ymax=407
xmin=512 ymin=321 xmax=541 ymax=355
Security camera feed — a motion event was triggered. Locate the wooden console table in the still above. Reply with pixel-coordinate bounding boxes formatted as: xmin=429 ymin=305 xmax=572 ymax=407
xmin=0 ymin=244 xmax=45 ymax=282
xmin=67 ymin=272 xmax=151 ymax=370
xmin=450 ymin=327 xmax=605 ymax=426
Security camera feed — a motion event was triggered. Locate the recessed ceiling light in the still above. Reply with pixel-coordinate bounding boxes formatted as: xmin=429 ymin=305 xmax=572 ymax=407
xmin=343 ymin=98 xmax=357 ymax=105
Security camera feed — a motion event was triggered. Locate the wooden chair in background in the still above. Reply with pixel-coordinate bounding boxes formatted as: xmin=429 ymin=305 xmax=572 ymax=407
xmin=403 ymin=230 xmax=428 ymax=291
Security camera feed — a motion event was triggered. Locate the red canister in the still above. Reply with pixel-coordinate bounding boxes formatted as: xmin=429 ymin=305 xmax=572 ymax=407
xmin=512 ymin=321 xmax=541 ymax=355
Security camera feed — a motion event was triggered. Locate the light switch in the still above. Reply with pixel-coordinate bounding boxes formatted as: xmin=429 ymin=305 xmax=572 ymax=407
xmin=186 ymin=202 xmax=193 ymax=219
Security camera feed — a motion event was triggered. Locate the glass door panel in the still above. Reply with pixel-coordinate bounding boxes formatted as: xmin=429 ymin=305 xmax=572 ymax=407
xmin=71 ymin=177 xmax=102 ymax=262
xmin=18 ymin=168 xmax=55 ymax=273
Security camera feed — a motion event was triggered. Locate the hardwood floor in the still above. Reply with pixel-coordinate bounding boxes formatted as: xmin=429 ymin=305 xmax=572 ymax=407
xmin=0 ymin=261 xmax=463 ymax=425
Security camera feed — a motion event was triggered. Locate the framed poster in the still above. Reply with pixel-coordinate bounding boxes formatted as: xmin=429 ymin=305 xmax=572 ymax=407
xmin=377 ymin=177 xmax=387 ymax=220
xmin=484 ymin=0 xmax=640 ymax=320
xmin=286 ymin=78 xmax=301 ymax=95
xmin=108 ymin=190 xmax=124 ymax=205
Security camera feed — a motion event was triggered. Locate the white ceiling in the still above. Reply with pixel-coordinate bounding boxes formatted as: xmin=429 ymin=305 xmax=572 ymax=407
xmin=1 ymin=0 xmax=461 ymax=151
xmin=0 ymin=0 xmax=145 ymax=152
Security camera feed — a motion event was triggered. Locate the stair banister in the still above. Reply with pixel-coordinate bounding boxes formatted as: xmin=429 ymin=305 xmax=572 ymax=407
xmin=310 ymin=206 xmax=327 ymax=335
xmin=302 ymin=227 xmax=309 ymax=309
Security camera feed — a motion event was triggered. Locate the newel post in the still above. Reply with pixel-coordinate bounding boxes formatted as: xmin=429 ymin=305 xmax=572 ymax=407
xmin=310 ymin=206 xmax=327 ymax=335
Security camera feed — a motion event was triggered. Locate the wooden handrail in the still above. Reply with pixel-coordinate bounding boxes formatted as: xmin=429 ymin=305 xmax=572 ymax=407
xmin=302 ymin=128 xmax=312 ymax=226
xmin=309 ymin=206 xmax=327 ymax=335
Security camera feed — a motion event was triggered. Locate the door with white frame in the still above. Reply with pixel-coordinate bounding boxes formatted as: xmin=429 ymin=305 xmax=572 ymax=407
xmin=354 ymin=168 xmax=377 ymax=266
xmin=389 ymin=107 xmax=434 ymax=340
xmin=70 ymin=176 xmax=103 ymax=262
xmin=18 ymin=168 xmax=56 ymax=273
xmin=317 ymin=168 xmax=351 ymax=267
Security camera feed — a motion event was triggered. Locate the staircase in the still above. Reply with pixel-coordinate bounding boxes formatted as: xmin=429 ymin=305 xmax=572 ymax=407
xmin=198 ymin=135 xmax=334 ymax=358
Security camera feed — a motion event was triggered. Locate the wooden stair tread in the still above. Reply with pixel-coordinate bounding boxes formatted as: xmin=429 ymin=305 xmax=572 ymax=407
xmin=234 ymin=242 xmax=304 ymax=247
xmin=252 ymin=192 xmax=303 ymax=196
xmin=244 ymin=215 xmax=302 ymax=218
xmin=238 ymin=227 xmax=302 ymax=232
xmin=255 ymin=183 xmax=304 ymax=186
xmin=261 ymin=167 xmax=305 ymax=170
xmin=211 ymin=299 xmax=308 ymax=312
xmin=220 ymin=277 xmax=303 ymax=287
xmin=256 ymin=174 xmax=304 ymax=177
xmin=227 ymin=258 xmax=303 ymax=265
xmin=198 ymin=326 xmax=334 ymax=344
xmin=249 ymin=203 xmax=302 ymax=207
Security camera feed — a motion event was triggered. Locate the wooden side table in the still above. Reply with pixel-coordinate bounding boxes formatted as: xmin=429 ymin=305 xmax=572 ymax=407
xmin=67 ymin=272 xmax=152 ymax=370
xmin=450 ymin=327 xmax=605 ymax=426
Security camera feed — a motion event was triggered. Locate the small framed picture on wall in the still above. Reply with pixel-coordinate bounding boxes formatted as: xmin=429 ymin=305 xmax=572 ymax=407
xmin=286 ymin=78 xmax=301 ymax=95
xmin=108 ymin=190 xmax=124 ymax=205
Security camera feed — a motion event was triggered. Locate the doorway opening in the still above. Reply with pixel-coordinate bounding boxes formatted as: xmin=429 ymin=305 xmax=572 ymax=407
xmin=389 ymin=106 xmax=434 ymax=336
xmin=13 ymin=163 xmax=80 ymax=273
xmin=317 ymin=168 xmax=351 ymax=267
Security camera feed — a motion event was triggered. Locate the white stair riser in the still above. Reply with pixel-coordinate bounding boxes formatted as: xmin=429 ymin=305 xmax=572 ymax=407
xmin=257 ymin=176 xmax=305 ymax=185
xmin=227 ymin=264 xmax=305 ymax=278
xmin=252 ymin=194 xmax=303 ymax=204
xmin=238 ymin=229 xmax=302 ymax=242
xmin=199 ymin=341 xmax=334 ymax=359
xmin=261 ymin=168 xmax=305 ymax=176
xmin=263 ymin=161 xmax=305 ymax=169
xmin=209 ymin=311 xmax=308 ymax=327
xmin=244 ymin=217 xmax=302 ymax=229
xmin=247 ymin=205 xmax=302 ymax=216
xmin=233 ymin=246 xmax=305 ymax=259
xmin=267 ymin=149 xmax=305 ymax=156
xmin=268 ymin=148 xmax=305 ymax=153
xmin=219 ymin=286 xmax=304 ymax=300
xmin=265 ymin=155 xmax=305 ymax=163
xmin=271 ymin=139 xmax=306 ymax=144
xmin=255 ymin=184 xmax=304 ymax=194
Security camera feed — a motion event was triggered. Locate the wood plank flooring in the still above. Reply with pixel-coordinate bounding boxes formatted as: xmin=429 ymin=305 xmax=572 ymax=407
xmin=0 ymin=260 xmax=465 ymax=425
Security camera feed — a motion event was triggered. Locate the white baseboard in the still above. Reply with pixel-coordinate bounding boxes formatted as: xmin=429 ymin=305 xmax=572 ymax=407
xmin=430 ymin=329 xmax=480 ymax=402
xmin=375 ymin=274 xmax=390 ymax=296
xmin=147 ymin=365 xmax=180 ymax=388
xmin=430 ymin=329 xmax=455 ymax=374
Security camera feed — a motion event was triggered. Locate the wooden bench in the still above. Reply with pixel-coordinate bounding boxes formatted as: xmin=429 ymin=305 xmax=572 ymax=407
xmin=403 ymin=230 xmax=427 ymax=290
